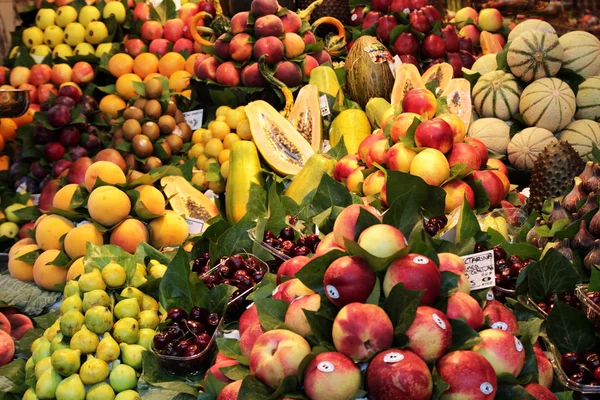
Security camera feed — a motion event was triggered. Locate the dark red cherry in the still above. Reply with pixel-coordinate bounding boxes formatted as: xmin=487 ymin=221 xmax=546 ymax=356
xmin=279 ymin=226 xmax=295 ymax=241
xmin=194 ymin=332 xmax=211 ymax=350
xmin=167 ymin=308 xmax=187 ymax=323
xmin=561 ymin=352 xmax=581 ymax=375
xmin=492 ymin=246 xmax=507 ymax=261
xmin=183 ymin=344 xmax=201 ymax=357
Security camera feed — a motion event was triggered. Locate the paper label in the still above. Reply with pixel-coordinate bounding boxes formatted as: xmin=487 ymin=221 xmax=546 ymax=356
xmin=183 ymin=109 xmax=204 ymax=130
xmin=461 ymin=250 xmax=496 ymax=291
xmin=389 ymin=55 xmax=403 ymax=77
xmin=185 ymin=217 xmax=205 ymax=235
xmin=319 ymin=95 xmax=330 ymax=117
xmin=30 ymin=194 xmax=40 ymax=205
xmin=363 ymin=43 xmax=394 ymax=64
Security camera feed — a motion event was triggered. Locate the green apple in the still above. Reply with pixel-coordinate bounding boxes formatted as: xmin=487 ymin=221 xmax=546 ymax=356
xmin=30 ymin=44 xmax=52 ymax=57
xmin=0 ymin=222 xmax=19 ymax=239
xmin=44 ymin=25 xmax=64 ymax=48
xmin=95 ymin=42 xmax=117 ymax=57
xmin=85 ymin=21 xmax=108 ymax=45
xmin=53 ymin=43 xmax=73 ymax=59
xmin=78 ymin=5 xmax=101 ymax=28
xmin=73 ymin=42 xmax=95 ymax=56
xmin=55 ymin=6 xmax=78 ymax=28
xmin=102 ymin=2 xmax=126 ymax=24
xmin=5 ymin=204 xmax=26 ymax=223
xmin=36 ymin=9 xmax=57 ymax=30
xmin=64 ymin=22 xmax=86 ymax=47
xmin=22 ymin=27 xmax=45 ymax=49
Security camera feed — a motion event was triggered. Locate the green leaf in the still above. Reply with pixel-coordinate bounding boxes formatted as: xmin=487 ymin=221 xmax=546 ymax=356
xmin=385 ymin=171 xmax=446 ymax=217
xmin=467 ymin=180 xmax=491 ymax=214
xmin=456 ymin=196 xmax=482 ymax=246
xmin=12 ymin=206 xmax=40 ymax=222
xmin=326 ymin=136 xmax=348 ymax=161
xmin=311 ymin=174 xmax=353 ymax=216
xmin=353 ymin=207 xmax=381 ymax=240
xmin=135 ymin=242 xmax=173 ymax=267
xmin=0 ymin=359 xmax=28 ymax=394
xmin=366 ymin=277 xmax=381 ymax=305
xmin=382 ymin=187 xmax=422 ymax=237
xmin=527 ymin=248 xmax=581 ymax=303
xmin=15 ymin=248 xmax=41 ymax=264
xmin=449 ymin=318 xmax=481 ymax=350
xmin=384 ymin=283 xmax=422 ymax=336
xmin=592 ymin=142 xmax=600 ymax=164
xmin=255 ymin=298 xmax=289 ymax=331
xmin=400 ymin=118 xmax=421 ymax=149
xmin=238 ymin=375 xmax=272 ymax=399
xmin=220 ymin=364 xmax=251 ymax=381
xmin=303 ymin=309 xmax=334 ymax=348
xmin=486 ymin=229 xmax=542 ymax=261
xmin=204 ymin=371 xmax=229 ymax=396
xmin=158 ymin=247 xmax=196 ymax=311
xmin=495 ymin=385 xmax=535 ymax=400
xmin=431 ymin=368 xmax=450 ymax=400
xmin=518 ymin=338 xmax=538 ymax=384
xmin=201 ymin=283 xmax=237 ymax=315
xmin=546 ymin=301 xmax=599 ymax=354
xmin=140 ymin=351 xmax=199 ymax=397
xmin=216 ymin=338 xmax=249 ymax=365
xmin=295 ymin=250 xmax=346 ymax=292
xmin=209 ymin=214 xmax=256 ymax=265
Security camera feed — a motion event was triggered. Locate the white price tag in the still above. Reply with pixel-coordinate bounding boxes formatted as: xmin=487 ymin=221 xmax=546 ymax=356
xmin=30 ymin=194 xmax=40 ymax=205
xmin=183 ymin=109 xmax=204 ymax=130
xmin=185 ymin=217 xmax=205 ymax=235
xmin=320 ymin=139 xmax=331 ymax=153
xmin=389 ymin=55 xmax=403 ymax=78
xmin=319 ymin=95 xmax=331 ymax=117
xmin=461 ymin=250 xmax=496 ymax=291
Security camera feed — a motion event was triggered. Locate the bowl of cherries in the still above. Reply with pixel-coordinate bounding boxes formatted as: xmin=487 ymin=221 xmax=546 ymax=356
xmin=151 ymin=306 xmax=223 ymax=374
xmin=553 ymin=346 xmax=600 ymax=393
xmin=250 ymin=225 xmax=321 ymax=271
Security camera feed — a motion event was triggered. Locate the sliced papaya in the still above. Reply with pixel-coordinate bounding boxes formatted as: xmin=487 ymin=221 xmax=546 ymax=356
xmin=225 ymin=141 xmax=264 ymax=224
xmin=390 ymin=63 xmax=425 ymax=106
xmin=422 ymin=63 xmax=454 ymax=96
xmin=284 ymin=154 xmax=336 ymax=205
xmin=309 ymin=66 xmax=343 ymax=103
xmin=441 ymin=78 xmax=472 ymax=131
xmin=480 ymin=31 xmax=503 ymax=55
xmin=246 ymin=100 xmax=315 ymax=176
xmin=160 ymin=176 xmax=219 ymax=222
xmin=288 ymin=84 xmax=322 ymax=152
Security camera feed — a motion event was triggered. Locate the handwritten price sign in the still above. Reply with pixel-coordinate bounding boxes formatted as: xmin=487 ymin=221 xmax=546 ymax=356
xmin=461 ymin=250 xmax=496 ymax=291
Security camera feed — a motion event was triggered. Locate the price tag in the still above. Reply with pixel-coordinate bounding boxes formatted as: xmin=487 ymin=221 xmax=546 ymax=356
xmin=389 ymin=55 xmax=403 ymax=78
xmin=319 ymin=95 xmax=331 ymax=117
xmin=461 ymin=250 xmax=496 ymax=290
xmin=320 ymin=139 xmax=331 ymax=153
xmin=30 ymin=194 xmax=40 ymax=205
xmin=185 ymin=217 xmax=205 ymax=235
xmin=183 ymin=109 xmax=204 ymax=130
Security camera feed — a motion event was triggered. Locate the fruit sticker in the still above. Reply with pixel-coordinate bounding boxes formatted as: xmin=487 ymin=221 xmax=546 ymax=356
xmin=480 ymin=382 xmax=494 ymax=395
xmin=432 ymin=313 xmax=447 ymax=330
xmin=413 ymin=256 xmax=430 ymax=265
xmin=363 ymin=43 xmax=394 ymax=65
xmin=317 ymin=361 xmax=335 ymax=373
xmin=491 ymin=321 xmax=508 ymax=331
xmin=326 ymin=285 xmax=340 ymax=299
xmin=514 ymin=337 xmax=524 ymax=352
xmin=486 ymin=291 xmax=495 ymax=301
xmin=383 ymin=352 xmax=405 ymax=363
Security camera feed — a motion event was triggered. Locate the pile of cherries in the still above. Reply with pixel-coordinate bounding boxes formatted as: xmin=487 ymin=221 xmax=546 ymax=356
xmin=424 ymin=216 xmax=447 ymax=236
xmin=536 ymin=291 xmax=587 ymax=315
xmin=561 ymin=350 xmax=600 ymax=386
xmin=262 ymin=226 xmax=321 ymax=259
xmin=153 ymin=307 xmax=220 ymax=357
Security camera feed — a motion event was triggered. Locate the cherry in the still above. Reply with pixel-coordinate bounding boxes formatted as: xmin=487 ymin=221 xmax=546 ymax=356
xmin=279 ymin=226 xmax=295 ymax=241
xmin=226 ymin=254 xmax=245 ymax=270
xmin=495 ymin=259 xmax=508 ymax=272
xmin=206 ymin=313 xmax=220 ymax=332
xmin=492 ymin=246 xmax=507 ymax=261
xmin=561 ymin=352 xmax=581 ymax=374
xmin=295 ymin=246 xmax=311 ymax=256
xmin=570 ymin=372 xmax=585 ymax=384
xmin=588 ymin=292 xmax=600 ymax=305
xmin=153 ymin=332 xmax=169 ymax=350
xmin=263 ymin=231 xmax=275 ymax=240
xmin=186 ymin=320 xmax=206 ymax=336
xmin=175 ymin=339 xmax=192 ymax=356
xmin=288 ymin=215 xmax=298 ymax=225
xmin=253 ymin=272 xmax=264 ymax=282
xmin=508 ymin=255 xmax=523 ymax=266
xmin=523 ymin=258 xmax=534 ymax=267
xmin=594 ymin=366 xmax=600 ymax=382
xmin=183 ymin=344 xmax=201 ymax=357
xmin=264 ymin=237 xmax=279 ymax=248
xmin=189 ymin=307 xmax=207 ymax=322
xmin=509 ymin=265 xmax=522 ymax=278
xmin=194 ymin=333 xmax=211 ymax=350
xmin=163 ymin=342 xmax=177 ymax=356
xmin=537 ymin=302 xmax=550 ymax=314
xmin=586 ymin=353 xmax=600 ymax=371
xmin=280 ymin=240 xmax=296 ymax=256
xmin=216 ymin=265 xmax=232 ymax=279
xmin=296 ymin=237 xmax=308 ymax=248
xmin=497 ymin=269 xmax=512 ymax=289
xmin=306 ymin=234 xmax=320 ymax=249
xmin=424 ymin=223 xmax=439 ymax=236
xmin=167 ymin=308 xmax=187 ymax=323
xmin=203 ymin=275 xmax=220 ymax=288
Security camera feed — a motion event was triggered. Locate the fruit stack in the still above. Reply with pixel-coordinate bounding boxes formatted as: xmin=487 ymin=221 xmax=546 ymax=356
xmin=0 ymin=308 xmax=34 ymax=366
xmin=0 ymin=196 xmax=37 ymax=248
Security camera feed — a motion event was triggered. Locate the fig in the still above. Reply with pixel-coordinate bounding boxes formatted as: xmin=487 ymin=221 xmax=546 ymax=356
xmin=34 ymin=357 xmax=53 ymax=379
xmin=109 ymin=364 xmax=138 ymax=393
xmin=60 ymin=309 xmax=85 ymax=337
xmin=36 ymin=367 xmax=62 ymax=399
xmin=50 ymin=333 xmax=70 ymax=353
xmin=585 ymin=240 xmax=600 ymax=273
xmin=579 ymin=161 xmax=594 ymax=183
xmin=142 ymin=295 xmax=159 ymax=311
xmin=55 ymin=374 xmax=86 ymax=400
xmin=97 ymin=332 xmax=120 ymax=363
xmin=573 ymin=220 xmax=595 ymax=251
xmin=82 ymin=290 xmax=111 ymax=313
xmin=51 ymin=348 xmax=81 ymax=376
xmin=563 ymin=177 xmax=587 ymax=213
xmin=69 ymin=325 xmax=100 ymax=354
xmin=85 ymin=306 xmax=114 ymax=335
xmin=78 ymin=269 xmax=106 ymax=292
xmin=137 ymin=329 xmax=155 ymax=350
xmin=112 ymin=317 xmax=140 ymax=344
xmin=548 ymin=200 xmax=570 ymax=227
xmin=584 ymin=164 xmax=600 ymax=193
xmin=114 ymin=298 xmax=141 ymax=320
xmin=138 ymin=310 xmax=159 ymax=330
xmin=578 ymin=192 xmax=598 ymax=218
xmin=32 ymin=338 xmax=51 ymax=364
xmin=86 ymin=383 xmax=115 ymax=400
xmin=80 ymin=354 xmax=110 ymax=385
xmin=101 ymin=262 xmax=127 ymax=288
xmin=60 ymin=294 xmax=83 ymax=315
xmin=119 ymin=343 xmax=146 ymax=370
xmin=120 ymin=287 xmax=144 ymax=308
xmin=64 ymin=280 xmax=81 ymax=297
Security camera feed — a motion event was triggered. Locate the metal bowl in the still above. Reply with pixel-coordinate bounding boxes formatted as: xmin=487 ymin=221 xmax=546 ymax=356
xmin=0 ymin=89 xmax=30 ymax=118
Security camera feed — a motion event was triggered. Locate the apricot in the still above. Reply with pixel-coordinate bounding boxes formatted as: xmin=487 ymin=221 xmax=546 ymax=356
xmin=95 ymin=149 xmax=127 ymax=172
xmin=241 ymin=63 xmax=266 ymax=87
xmin=52 ymin=183 xmax=79 ymax=211
xmin=33 ymin=249 xmax=69 ymax=291
xmin=63 ymin=223 xmax=104 ymax=259
xmin=88 ymin=186 xmax=131 ymax=227
xmin=253 ymin=36 xmax=284 ymax=65
xmin=148 ymin=210 xmax=188 ymax=248
xmin=35 ymin=215 xmax=75 ymax=251
xmin=66 ymin=256 xmax=84 ymax=281
xmin=110 ymin=218 xmax=149 ymax=253
xmin=0 ymin=331 xmax=15 ymax=366
xmin=8 ymin=244 xmax=39 ymax=282
xmin=229 ymin=33 xmax=253 ymax=63
xmin=8 ymin=238 xmax=35 ymax=257
xmin=84 ymin=161 xmax=127 ymax=192
xmin=134 ymin=185 xmax=165 ymax=219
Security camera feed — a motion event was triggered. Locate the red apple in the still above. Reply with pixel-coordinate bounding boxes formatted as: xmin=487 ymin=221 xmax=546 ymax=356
xmin=240 ymin=322 xmax=265 ymax=357
xmin=371 ymin=0 xmax=391 ymax=12
xmin=284 ymin=294 xmax=321 ymax=336
xmin=483 ymin=299 xmax=519 ymax=335
xmin=18 ymin=222 xmax=35 ymax=240
xmin=409 ymin=10 xmax=431 ymax=33
xmin=332 ymin=204 xmax=381 ymax=248
xmin=358 ymin=224 xmax=407 ymax=258
xmin=376 ymin=15 xmax=398 ymax=44
xmin=239 ymin=303 xmax=259 ymax=336
xmin=315 ymin=232 xmax=345 ymax=255
xmin=304 ymin=352 xmax=362 ymax=400
xmin=534 ymin=347 xmax=554 ymax=389
xmin=524 ymin=383 xmax=557 ymax=400
xmin=391 ymin=0 xmax=413 ymax=12
xmin=465 ymin=137 xmax=488 ymax=168
xmin=487 ymin=158 xmax=509 ymax=176
xmin=466 ymin=170 xmax=505 ymax=208
xmin=67 ymin=157 xmax=93 ymax=185
xmin=272 ymin=278 xmax=315 ymax=303
xmin=447 ymin=142 xmax=481 ymax=175
xmin=358 ymin=133 xmax=385 ymax=163
xmin=414 ymin=118 xmax=454 ymax=154
xmin=362 ymin=11 xmax=382 ymax=30
xmin=421 ymin=34 xmax=446 ymax=59
xmin=277 ymin=256 xmax=310 ymax=284
xmin=446 ymin=292 xmax=484 ymax=330
xmin=472 ymin=329 xmax=525 ymax=377
xmin=383 ymin=254 xmax=441 ymax=305
xmin=333 ymin=154 xmax=360 ymax=182
xmin=442 ymin=179 xmax=476 ymax=212
xmin=437 ymin=351 xmax=497 ymax=399
xmin=393 ymin=32 xmax=419 ymax=55
xmin=323 ymin=256 xmax=375 ymax=307
xmin=402 ymin=88 xmax=437 ymax=119
xmin=405 ymin=306 xmax=452 ymax=363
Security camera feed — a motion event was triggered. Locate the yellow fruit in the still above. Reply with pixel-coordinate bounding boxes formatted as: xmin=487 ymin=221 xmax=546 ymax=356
xmin=85 ymin=21 xmax=109 ymax=45
xmin=205 ymin=138 xmax=224 ymax=158
xmin=200 ymin=129 xmax=213 ymax=143
xmin=148 ymin=211 xmax=188 ymax=248
xmin=204 ymin=158 xmax=219 ymax=174
xmin=99 ymin=94 xmax=127 ymax=118
xmin=191 ymin=171 xmax=207 ymax=189
xmin=78 ymin=5 xmax=101 ymax=28
xmin=102 ymin=1 xmax=126 ymax=23
xmin=209 ymin=120 xmax=230 ymax=140
xmin=223 ymin=133 xmax=240 ymax=149
xmin=116 ymin=73 xmax=142 ymax=100
xmin=168 ymin=70 xmax=191 ymax=93
xmin=218 ymin=149 xmax=230 ymax=164
xmin=63 ymin=23 xmax=86 ymax=47
xmin=108 ymin=53 xmax=134 ymax=78
xmin=157 ymin=52 xmax=185 ymax=78
xmin=216 ymin=106 xmax=230 ymax=117
xmin=35 ymin=215 xmax=75 ymax=251
xmin=237 ymin=119 xmax=252 ymax=140
xmin=53 ymin=44 xmax=73 ymax=59
xmin=73 ymin=42 xmax=95 ymax=56
xmin=220 ymin=161 xmax=230 ymax=179
xmin=225 ymin=109 xmax=244 ymax=130
xmin=55 ymin=6 xmax=78 ymax=28
xmin=188 ymin=143 xmax=205 ymax=159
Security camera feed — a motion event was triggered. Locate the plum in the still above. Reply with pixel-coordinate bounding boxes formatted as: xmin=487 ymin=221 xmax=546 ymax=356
xmin=70 ymin=146 xmax=88 ymax=161
xmin=44 ymin=142 xmax=66 ymax=162
xmin=30 ymin=161 xmax=49 ymax=179
xmin=55 ymin=95 xmax=77 ymax=108
xmin=53 ymin=159 xmax=72 ymax=177
xmin=47 ymin=104 xmax=72 ymax=128
xmin=34 ymin=125 xmax=55 ymax=144
xmin=59 ymin=126 xmax=81 ymax=147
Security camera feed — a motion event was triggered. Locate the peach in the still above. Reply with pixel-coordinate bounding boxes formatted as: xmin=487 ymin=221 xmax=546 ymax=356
xmin=72 ymin=61 xmax=94 ymax=84
xmin=249 ymin=329 xmax=311 ymax=389
xmin=88 ymin=186 xmax=131 ymax=227
xmin=33 ymin=249 xmax=68 ymax=291
xmin=217 ymin=380 xmax=242 ymax=400
xmin=95 ymin=149 xmax=127 ymax=172
xmin=405 ymin=306 xmax=452 ymax=363
xmin=313 ymin=50 xmax=332 ymax=65
xmin=205 ymin=359 xmax=239 ymax=384
xmin=437 ymin=351 xmax=497 ymax=399
xmin=438 ymin=113 xmax=466 ymax=143
xmin=281 ymin=11 xmax=301 ymax=33
xmin=52 ymin=183 xmax=78 ymax=211
xmin=390 ymin=113 xmax=420 ymax=142
xmin=274 ymin=61 xmax=302 ymax=87
xmin=492 ymin=170 xmax=510 ymax=198
xmin=459 ymin=25 xmax=481 ymax=46
xmin=414 ymin=118 xmax=454 ymax=154
xmin=466 ymin=170 xmax=505 ymax=207
xmin=63 ymin=223 xmax=104 ymax=259
xmin=446 ymin=291 xmax=484 ymax=330
xmin=241 ymin=62 xmax=266 ymax=87
xmin=332 ymin=204 xmax=380 ymax=248
xmin=304 ymin=31 xmax=317 ymax=45
xmin=213 ymin=34 xmax=231 ymax=60
xmin=455 ymin=7 xmax=479 ymax=28
xmin=239 ymin=303 xmax=259 ymax=335
xmin=124 ymin=38 xmax=147 ymax=57
xmin=438 ymin=253 xmax=466 ymax=273
xmin=442 ymin=179 xmax=476 ymax=212
xmin=358 ymin=224 xmax=407 ymax=258
xmin=178 ymin=2 xmax=198 ymax=21
xmin=110 ymin=219 xmax=149 ymax=253
xmin=315 ymin=232 xmax=345 ymax=255
xmin=29 ymin=64 xmax=52 ymax=86
xmin=230 ymin=11 xmax=250 ymax=34
xmin=383 ymin=254 xmax=441 ymax=305
xmin=273 ymin=278 xmax=315 ymax=303
xmin=0 ymin=330 xmax=15 ymax=366
xmin=304 ymin=352 xmax=361 ymax=400
xmin=323 ymin=256 xmax=375 ymax=308
xmin=229 ymin=33 xmax=252 ymax=63
xmin=402 ymin=88 xmax=437 ymax=119
xmin=447 ymin=142 xmax=481 ymax=175
xmin=333 ymin=154 xmax=360 ymax=182
xmin=345 ymin=167 xmax=365 ymax=194
xmin=366 ymin=348 xmax=433 ymax=400
xmin=254 ymin=15 xmax=284 ymax=38
xmin=472 ymin=329 xmax=525 ymax=377
xmin=386 ymin=143 xmax=417 ymax=172
xmin=251 ymin=0 xmax=278 ymax=17
xmin=303 ymin=55 xmax=319 ymax=78
xmin=35 ymin=215 xmax=74 ymax=251
xmin=367 ymin=139 xmax=389 ymax=168
xmin=479 ymin=8 xmax=503 ymax=32
xmin=277 ymin=256 xmax=310 ymax=284
xmin=84 ymin=160 xmax=127 ymax=192
xmin=332 ymin=303 xmax=394 ymax=361
xmin=68 ymin=157 xmax=93 ymax=185
xmin=66 ymin=257 xmax=84 ymax=281
xmin=173 ymin=38 xmax=193 ymax=53
xmin=149 ymin=39 xmax=170 ymax=56
xmin=7 ymin=314 xmax=33 ymax=340
xmin=362 ymin=170 xmax=386 ymax=196
xmin=141 ymin=20 xmax=163 ymax=42
xmin=215 ymin=62 xmax=240 ymax=86
xmin=486 ymin=158 xmax=508 ymax=176
xmin=0 ymin=312 xmax=11 ymax=335
xmin=240 ymin=322 xmax=265 ymax=356
xmin=483 ymin=299 xmax=519 ymax=335
xmin=133 ymin=2 xmax=150 ymax=21
xmin=284 ymin=294 xmax=321 ymax=336
xmin=253 ymin=36 xmax=284 ymax=65
xmin=9 ymin=66 xmax=30 ymax=87
xmin=19 ymin=83 xmax=37 ymax=103
xmin=37 ymin=83 xmax=58 ymax=103
xmin=134 ymin=184 xmax=165 ymax=219
xmin=148 ymin=210 xmax=188 ymax=248
xmin=8 ymin=239 xmax=35 ymax=258
xmin=359 ymin=133 xmax=385 ymax=163
xmin=534 ymin=347 xmax=554 ymax=389
xmin=163 ymin=18 xmax=184 ymax=42
xmin=196 ymin=56 xmax=220 ymax=81
xmin=410 ymin=148 xmax=450 ymax=186
xmin=524 ymin=383 xmax=556 ymax=400
xmin=192 ymin=53 xmax=211 ymax=74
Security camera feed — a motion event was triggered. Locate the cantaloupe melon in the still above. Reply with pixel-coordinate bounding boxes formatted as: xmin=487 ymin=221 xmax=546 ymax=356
xmin=519 ymin=77 xmax=576 ymax=132
xmin=507 ymin=127 xmax=558 ymax=170
xmin=467 ymin=118 xmax=511 ymax=155
xmin=558 ymin=119 xmax=600 ymax=160
xmin=507 ymin=19 xmax=556 ymax=42
xmin=559 ymin=31 xmax=600 ymax=79
xmin=472 ymin=70 xmax=522 ymax=121
xmin=576 ymin=76 xmax=600 ymax=120
xmin=507 ymin=30 xmax=563 ymax=83
xmin=471 ymin=54 xmax=498 ymax=75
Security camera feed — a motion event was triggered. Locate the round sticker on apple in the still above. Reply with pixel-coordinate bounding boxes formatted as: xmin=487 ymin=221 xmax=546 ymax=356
xmin=486 ymin=291 xmax=495 ymax=301
xmin=514 ymin=337 xmax=523 ymax=352
xmin=413 ymin=256 xmax=429 ymax=265
xmin=317 ymin=361 xmax=335 ymax=373
xmin=480 ymin=382 xmax=494 ymax=395
xmin=383 ymin=352 xmax=405 ymax=363
xmin=326 ymin=285 xmax=340 ymax=299
xmin=351 ymin=14 xmax=358 ymax=21
xmin=432 ymin=313 xmax=446 ymax=330
xmin=491 ymin=322 xmax=508 ymax=331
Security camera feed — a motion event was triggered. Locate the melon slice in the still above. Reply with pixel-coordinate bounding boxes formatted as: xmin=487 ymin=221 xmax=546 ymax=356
xmin=390 ymin=63 xmax=425 ymax=106
xmin=441 ymin=78 xmax=472 ymax=131
xmin=421 ymin=63 xmax=453 ymax=96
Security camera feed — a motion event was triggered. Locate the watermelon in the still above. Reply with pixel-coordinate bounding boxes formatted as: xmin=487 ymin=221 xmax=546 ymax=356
xmin=559 ymin=31 xmax=600 ymax=79
xmin=507 ymin=19 xmax=556 ymax=42
xmin=472 ymin=70 xmax=522 ymax=121
xmin=576 ymin=76 xmax=600 ymax=121
xmin=467 ymin=118 xmax=511 ymax=155
xmin=507 ymin=127 xmax=558 ymax=170
xmin=507 ymin=30 xmax=563 ymax=83
xmin=558 ymin=119 xmax=600 ymax=160
xmin=519 ymin=77 xmax=576 ymax=132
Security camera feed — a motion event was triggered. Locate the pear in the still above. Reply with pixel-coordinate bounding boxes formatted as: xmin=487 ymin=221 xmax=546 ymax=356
xmin=34 ymin=357 xmax=53 ymax=379
xmin=78 ymin=269 xmax=106 ymax=293
xmin=112 ymin=318 xmax=140 ymax=344
xmin=60 ymin=294 xmax=83 ymax=315
xmin=85 ymin=306 xmax=114 ymax=334
xmin=31 ymin=337 xmax=42 ymax=352
xmin=96 ymin=332 xmax=120 ymax=362
xmin=51 ymin=348 xmax=81 ymax=376
xmin=73 ymin=42 xmax=95 ymax=56
xmin=141 ymin=294 xmax=159 ymax=311
xmin=114 ymin=298 xmax=140 ymax=320
xmin=119 ymin=343 xmax=145 ymax=370
xmin=120 ymin=287 xmax=144 ymax=308
xmin=149 ymin=264 xmax=167 ymax=279
xmin=85 ymin=21 xmax=109 ymax=45
xmin=115 ymin=390 xmax=141 ymax=400
xmin=23 ymin=387 xmax=38 ymax=400
xmin=138 ymin=310 xmax=159 ymax=330
xmin=130 ymin=271 xmax=147 ymax=288
xmin=35 ymin=8 xmax=56 ymax=30
xmin=102 ymin=262 xmax=127 ymax=288
xmin=55 ymin=5 xmax=78 ymax=28
xmin=55 ymin=374 xmax=85 ymax=400
xmin=80 ymin=354 xmax=110 ymax=385
xmin=43 ymin=319 xmax=61 ymax=341
xmin=83 ymin=290 xmax=111 ymax=313
xmin=63 ymin=22 xmax=86 ymax=47
xmin=50 ymin=332 xmax=71 ymax=353
xmin=22 ymin=27 xmax=44 ymax=48
xmin=32 ymin=338 xmax=51 ymax=364
xmin=30 ymin=44 xmax=52 ymax=57
xmin=36 ymin=367 xmax=62 ymax=399
xmin=70 ymin=325 xmax=99 ymax=354
xmin=87 ymin=382 xmax=116 ymax=400
xmin=44 ymin=25 xmax=64 ymax=48
xmin=78 ymin=5 xmax=101 ymax=28
xmin=137 ymin=329 xmax=155 ymax=350
xmin=63 ymin=280 xmax=81 ymax=298
xmin=109 ymin=364 xmax=138 ymax=393
xmin=60 ymin=309 xmax=85 ymax=337
xmin=53 ymin=43 xmax=73 ymax=59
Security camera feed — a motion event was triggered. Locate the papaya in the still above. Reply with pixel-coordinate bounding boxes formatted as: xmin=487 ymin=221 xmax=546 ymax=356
xmin=288 ymin=84 xmax=322 ymax=152
xmin=480 ymin=31 xmax=503 ymax=55
xmin=329 ymin=109 xmax=372 ymax=155
xmin=160 ymin=176 xmax=219 ymax=222
xmin=441 ymin=78 xmax=472 ymax=131
xmin=309 ymin=66 xmax=343 ymax=102
xmin=283 ymin=154 xmax=336 ymax=205
xmin=390 ymin=63 xmax=425 ymax=106
xmin=245 ymin=100 xmax=314 ymax=176
xmin=225 ymin=141 xmax=264 ymax=224
xmin=366 ymin=98 xmax=393 ymax=129
xmin=421 ymin=63 xmax=454 ymax=96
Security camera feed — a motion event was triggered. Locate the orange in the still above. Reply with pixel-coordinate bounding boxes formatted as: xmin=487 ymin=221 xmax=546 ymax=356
xmin=0 ymin=119 xmax=18 ymax=141
xmin=169 ymin=70 xmax=191 ymax=93
xmin=116 ymin=73 xmax=142 ymax=100
xmin=108 ymin=53 xmax=134 ymax=78
xmin=99 ymin=94 xmax=127 ymax=118
xmin=11 ymin=107 xmax=34 ymax=128
xmin=0 ymin=155 xmax=8 ymax=171
xmin=143 ymin=73 xmax=162 ymax=83
xmin=157 ymin=52 xmax=185 ymax=78
xmin=133 ymin=53 xmax=159 ymax=79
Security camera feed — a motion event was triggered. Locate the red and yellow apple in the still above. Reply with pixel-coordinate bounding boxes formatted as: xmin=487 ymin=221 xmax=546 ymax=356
xmin=405 ymin=306 xmax=452 ymax=363
xmin=284 ymin=294 xmax=321 ymax=336
xmin=436 ymin=350 xmax=497 ymax=399
xmin=332 ymin=204 xmax=380 ymax=248
xmin=471 ymin=329 xmax=525 ymax=377
xmin=410 ymin=148 xmax=450 ymax=186
xmin=483 ymin=299 xmax=519 ymax=335
xmin=386 ymin=143 xmax=417 ymax=172
xmin=446 ymin=292 xmax=484 ymax=330
xmin=358 ymin=224 xmax=407 ymax=258
xmin=277 ymin=256 xmax=310 ymax=284
xmin=383 ymin=254 xmax=441 ymax=305
xmin=323 ymin=256 xmax=375 ymax=307
xmin=303 ymin=352 xmax=361 ymax=400
xmin=441 ymin=179 xmax=476 ymax=212
xmin=414 ymin=118 xmax=454 ymax=154
xmin=272 ymin=278 xmax=315 ymax=303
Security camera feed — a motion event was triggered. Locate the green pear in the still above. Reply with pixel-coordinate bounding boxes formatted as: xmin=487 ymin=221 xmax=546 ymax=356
xmin=115 ymin=390 xmax=141 ymax=400
xmin=109 ymin=364 xmax=138 ymax=393
xmin=32 ymin=338 xmax=51 ymax=364
xmin=23 ymin=387 xmax=39 ymax=400
xmin=137 ymin=329 xmax=155 ymax=350
xmin=112 ymin=318 xmax=140 ymax=344
xmin=119 ymin=343 xmax=145 ymax=370
xmin=60 ymin=309 xmax=85 ymax=337
xmin=60 ymin=294 xmax=83 ymax=315
xmin=141 ymin=295 xmax=159 ymax=311
xmin=36 ymin=367 xmax=62 ymax=399
xmin=55 ymin=373 xmax=85 ymax=400
xmin=50 ymin=332 xmax=71 ymax=353
xmin=102 ymin=262 xmax=127 ymax=288
xmin=34 ymin=357 xmax=52 ymax=380
xmin=78 ymin=269 xmax=106 ymax=293
xmin=85 ymin=306 xmax=114 ymax=334
xmin=120 ymin=287 xmax=143 ymax=308
xmin=51 ymin=348 xmax=81 ymax=376
xmin=31 ymin=337 xmax=42 ymax=353
xmin=35 ymin=8 xmax=56 ymax=30
xmin=63 ymin=22 xmax=85 ymax=47
xmin=114 ymin=298 xmax=140 ymax=320
xmin=83 ymin=290 xmax=111 ymax=313
xmin=63 ymin=280 xmax=80 ymax=298
xmin=70 ymin=325 xmax=99 ymax=354
xmin=87 ymin=382 xmax=116 ymax=400
xmin=138 ymin=310 xmax=159 ymax=330
xmin=43 ymin=319 xmax=61 ymax=341
xmin=80 ymin=354 xmax=110 ymax=385
xmin=96 ymin=332 xmax=120 ymax=362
